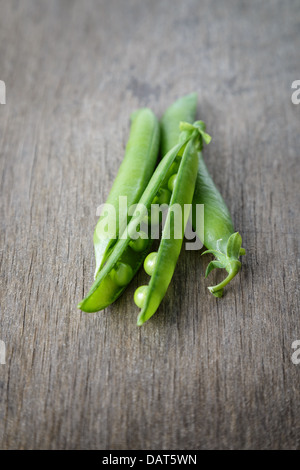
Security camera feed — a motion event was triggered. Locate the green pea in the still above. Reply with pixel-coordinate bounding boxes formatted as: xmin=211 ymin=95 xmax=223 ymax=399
xmin=144 ymin=252 xmax=158 ymax=276
xmin=134 ymin=285 xmax=149 ymax=308
xmin=156 ymin=188 xmax=171 ymax=205
xmin=168 ymin=173 xmax=177 ymax=192
xmin=162 ymin=161 xmax=179 ymax=186
xmin=112 ymin=263 xmax=133 ymax=286
xmin=129 ymin=231 xmax=148 ymax=252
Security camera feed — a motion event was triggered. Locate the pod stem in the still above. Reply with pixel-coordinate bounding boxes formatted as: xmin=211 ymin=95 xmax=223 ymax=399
xmin=202 ymin=232 xmax=245 ymax=297
xmin=179 ymin=121 xmax=212 ymax=151
xmin=207 ymin=260 xmax=241 ymax=297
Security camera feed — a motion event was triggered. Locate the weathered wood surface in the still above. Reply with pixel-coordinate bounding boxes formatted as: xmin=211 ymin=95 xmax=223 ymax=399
xmin=0 ymin=0 xmax=299 ymax=450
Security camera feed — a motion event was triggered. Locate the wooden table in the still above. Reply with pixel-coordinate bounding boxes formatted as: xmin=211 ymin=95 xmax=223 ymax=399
xmin=0 ymin=0 xmax=299 ymax=450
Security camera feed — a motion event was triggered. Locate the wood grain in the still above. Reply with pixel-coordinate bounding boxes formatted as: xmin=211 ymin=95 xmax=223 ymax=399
xmin=0 ymin=0 xmax=299 ymax=450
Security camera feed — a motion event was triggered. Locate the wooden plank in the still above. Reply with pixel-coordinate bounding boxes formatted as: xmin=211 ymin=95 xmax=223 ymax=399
xmin=0 ymin=0 xmax=299 ymax=450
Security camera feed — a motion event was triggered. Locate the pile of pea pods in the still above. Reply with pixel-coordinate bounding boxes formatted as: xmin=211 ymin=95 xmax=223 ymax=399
xmin=77 ymin=94 xmax=245 ymax=325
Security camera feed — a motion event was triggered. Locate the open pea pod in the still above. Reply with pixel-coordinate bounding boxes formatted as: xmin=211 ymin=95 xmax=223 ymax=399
xmin=93 ymin=108 xmax=160 ymax=278
xmin=78 ymin=140 xmax=187 ymax=313
xmin=135 ymin=136 xmax=200 ymax=326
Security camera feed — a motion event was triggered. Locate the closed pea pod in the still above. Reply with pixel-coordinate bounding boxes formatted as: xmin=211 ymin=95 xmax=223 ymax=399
xmin=78 ymin=108 xmax=159 ymax=312
xmin=160 ymin=94 xmax=245 ymax=297
xmin=192 ymin=156 xmax=245 ymax=297
xmin=93 ymin=108 xmax=160 ymax=278
xmin=160 ymin=92 xmax=198 ymax=157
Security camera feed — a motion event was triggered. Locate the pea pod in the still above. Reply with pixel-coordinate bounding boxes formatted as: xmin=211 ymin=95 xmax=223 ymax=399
xmin=135 ymin=136 xmax=200 ymax=326
xmin=160 ymin=92 xmax=198 ymax=157
xmin=160 ymin=94 xmax=245 ymax=297
xmin=93 ymin=108 xmax=160 ymax=278
xmin=78 ymin=139 xmax=187 ymax=313
xmin=192 ymin=156 xmax=245 ymax=297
